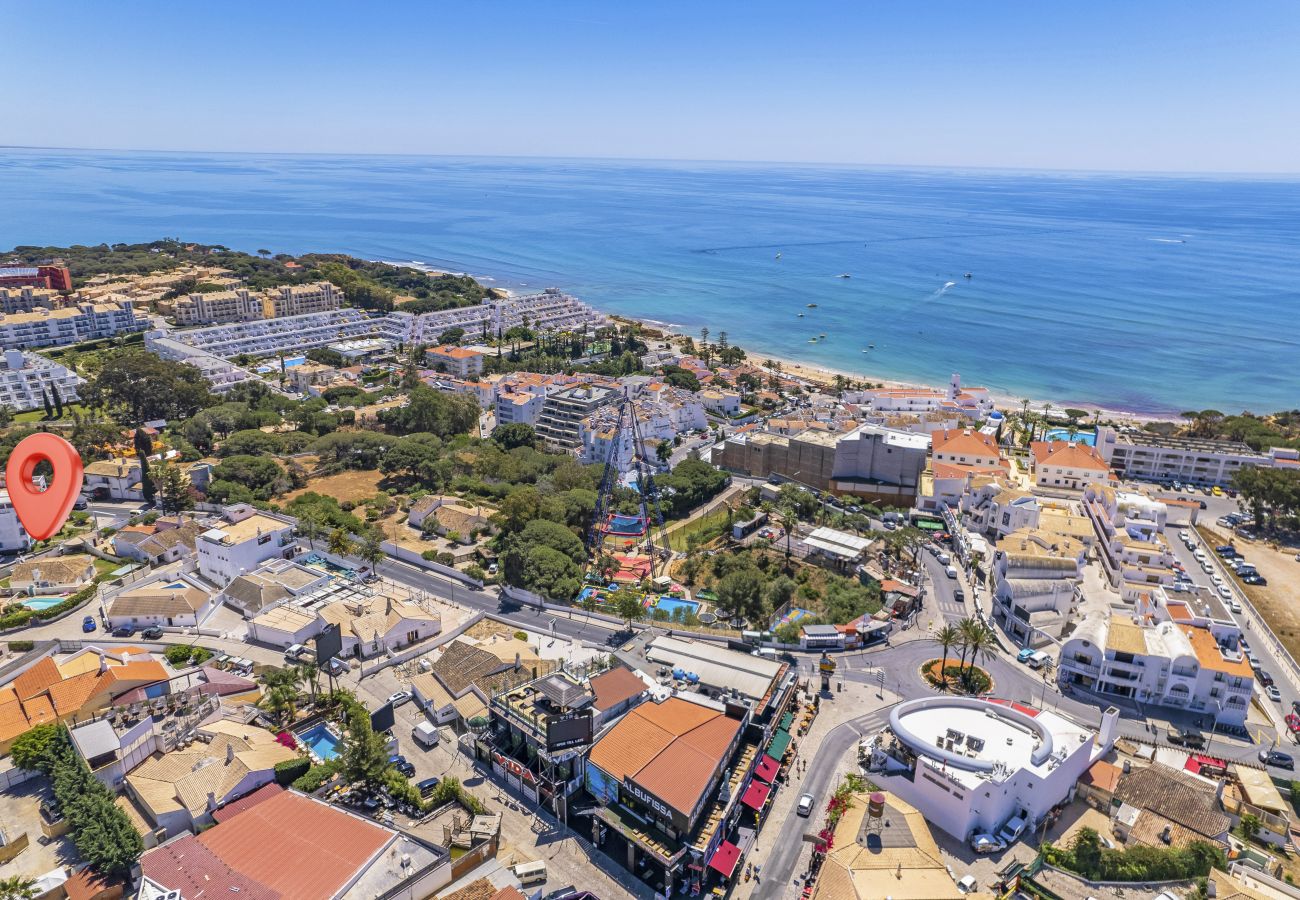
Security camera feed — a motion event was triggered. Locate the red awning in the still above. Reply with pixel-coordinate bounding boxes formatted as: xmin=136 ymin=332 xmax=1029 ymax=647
xmin=741 ymin=779 xmax=771 ymax=811
xmin=707 ymin=840 xmax=741 ymax=878
xmin=754 ymin=754 xmax=780 ymax=784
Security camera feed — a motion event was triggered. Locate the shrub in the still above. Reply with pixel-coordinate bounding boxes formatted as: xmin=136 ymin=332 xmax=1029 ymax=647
xmin=164 ymin=645 xmax=195 ymax=666
xmin=514 ymin=631 xmax=528 ymax=641
xmin=463 ymin=564 xmax=485 ymax=582
xmin=7 ymin=640 xmax=35 ymax=652
xmin=292 ymin=758 xmax=342 ymax=793
xmin=274 ymin=757 xmax=311 ymax=786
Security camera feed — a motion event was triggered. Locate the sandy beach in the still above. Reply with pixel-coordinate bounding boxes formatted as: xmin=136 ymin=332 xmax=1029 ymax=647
xmin=622 ymin=314 xmax=1172 ymax=426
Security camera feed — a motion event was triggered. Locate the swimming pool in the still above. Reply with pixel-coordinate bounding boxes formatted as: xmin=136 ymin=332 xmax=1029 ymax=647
xmin=21 ymin=596 xmax=65 ymax=611
xmin=653 ymin=596 xmax=700 ymax=618
xmin=302 ymin=553 xmax=356 ymax=579
xmin=297 ymin=723 xmax=341 ymax=761
xmin=1044 ymin=428 xmax=1096 ymax=446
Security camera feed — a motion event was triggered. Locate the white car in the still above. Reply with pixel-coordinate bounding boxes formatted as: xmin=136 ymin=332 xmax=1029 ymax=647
xmin=1229 ymin=599 xmax=1243 ymax=613
xmin=996 ymin=814 xmax=1027 ymax=845
xmin=969 ymin=833 xmax=1005 ymax=854
xmin=1180 ymin=530 xmax=1191 ymax=542
xmin=1211 ymin=574 xmax=1225 ymax=587
xmin=797 ymin=793 xmax=815 ymax=817
xmin=1267 ymin=685 xmax=1282 ymax=702
xmin=1218 ymin=585 xmax=1232 ymax=600
xmin=387 ymin=691 xmax=412 ymax=707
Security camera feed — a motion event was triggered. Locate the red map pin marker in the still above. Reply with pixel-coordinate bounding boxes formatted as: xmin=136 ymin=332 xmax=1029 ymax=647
xmin=5 ymin=433 xmax=84 ymax=541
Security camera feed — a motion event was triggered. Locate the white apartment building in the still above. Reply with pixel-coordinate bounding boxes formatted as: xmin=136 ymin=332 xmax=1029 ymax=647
xmin=161 ymin=308 xmax=382 ymax=359
xmin=930 ymin=428 xmax=1002 ymax=468
xmin=1095 ymin=425 xmax=1268 ymax=487
xmin=848 ymin=373 xmax=994 ymax=418
xmin=1030 ymin=440 xmax=1112 ymax=491
xmin=867 ymin=696 xmax=1118 ymax=843
xmin=397 ymin=288 xmax=609 ymax=345
xmin=1059 ymin=601 xmax=1253 ymax=727
xmin=960 ymin=482 xmax=1040 ymax=539
xmin=990 ymin=530 xmax=1085 ymax=647
xmin=535 ymin=383 xmax=621 ymax=452
xmin=0 ymin=299 xmax=144 ymax=350
xmin=1082 ymin=483 xmax=1177 ymax=593
xmin=196 ymin=505 xmax=298 ymax=585
xmin=0 ymin=490 xmax=31 ymax=553
xmin=0 ymin=349 xmax=82 ymax=412
xmin=0 ymin=286 xmax=69 ymax=313
xmin=581 ymin=387 xmax=708 ymax=471
xmin=698 ymin=388 xmax=741 ymax=416
xmin=495 ymin=389 xmax=547 ymax=427
xmin=143 ymin=334 xmax=257 ymax=393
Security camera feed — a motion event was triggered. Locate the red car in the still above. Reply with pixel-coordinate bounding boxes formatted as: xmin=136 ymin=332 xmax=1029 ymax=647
xmin=1285 ymin=713 xmax=1300 ymax=735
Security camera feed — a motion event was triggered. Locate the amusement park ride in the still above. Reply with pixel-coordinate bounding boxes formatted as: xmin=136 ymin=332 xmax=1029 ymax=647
xmin=585 ymin=392 xmax=673 ymax=581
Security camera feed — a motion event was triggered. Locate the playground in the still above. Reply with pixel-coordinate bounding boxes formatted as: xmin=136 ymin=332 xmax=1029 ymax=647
xmin=575 ymin=581 xmax=704 ymax=623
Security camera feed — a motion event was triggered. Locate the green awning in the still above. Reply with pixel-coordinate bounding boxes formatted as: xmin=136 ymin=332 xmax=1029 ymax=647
xmin=915 ymin=520 xmax=944 ymax=531
xmin=779 ymin=712 xmax=795 ymax=732
xmin=767 ymin=729 xmax=792 ymax=760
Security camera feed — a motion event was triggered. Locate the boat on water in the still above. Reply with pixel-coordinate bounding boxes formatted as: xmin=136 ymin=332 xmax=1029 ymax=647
xmin=819 ymin=333 xmax=826 ymax=338
xmin=775 ymin=252 xmax=782 ymax=259
xmin=838 ymin=273 xmax=851 ymax=279
xmin=797 ymin=312 xmax=804 ymax=317
xmin=964 ymin=272 xmax=973 ymax=278
xmin=807 ymin=303 xmax=818 ymax=308
xmin=807 ymin=338 xmax=818 ymax=343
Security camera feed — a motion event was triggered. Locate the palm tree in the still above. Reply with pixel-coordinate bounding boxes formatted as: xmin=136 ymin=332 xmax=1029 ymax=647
xmin=0 ymin=876 xmax=37 ymax=900
xmin=955 ymin=617 xmax=984 ymax=681
xmin=932 ymin=624 xmax=960 ymax=690
xmin=297 ymin=660 xmax=320 ymax=708
xmin=962 ymin=622 xmax=998 ymax=692
xmin=260 ymin=668 xmax=301 ymax=726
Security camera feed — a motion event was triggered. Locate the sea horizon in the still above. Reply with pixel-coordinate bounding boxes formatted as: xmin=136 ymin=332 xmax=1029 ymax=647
xmin=2 ymin=147 xmax=1298 ymax=417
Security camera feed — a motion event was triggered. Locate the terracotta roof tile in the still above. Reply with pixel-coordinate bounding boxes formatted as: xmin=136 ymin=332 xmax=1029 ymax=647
xmin=588 ymin=666 xmax=645 ymax=712
xmin=13 ymin=657 xmax=60 ymax=700
xmin=198 ymin=789 xmax=391 ymax=900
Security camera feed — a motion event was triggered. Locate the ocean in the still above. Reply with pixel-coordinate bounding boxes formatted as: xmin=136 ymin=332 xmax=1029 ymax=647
xmin=1 ymin=148 xmax=1297 ymax=416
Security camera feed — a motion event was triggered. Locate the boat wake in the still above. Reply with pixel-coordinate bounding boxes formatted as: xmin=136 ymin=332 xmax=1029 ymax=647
xmin=926 ymin=281 xmax=957 ymax=301
xmin=1149 ymin=238 xmax=1186 ymax=244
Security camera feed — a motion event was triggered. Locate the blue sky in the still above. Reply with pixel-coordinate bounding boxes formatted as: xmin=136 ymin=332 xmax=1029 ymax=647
xmin=3 ymin=1 xmax=1297 ymax=172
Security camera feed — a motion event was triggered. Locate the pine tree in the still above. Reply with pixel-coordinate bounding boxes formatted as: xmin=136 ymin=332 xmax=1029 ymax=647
xmin=155 ymin=463 xmax=193 ymax=514
xmin=41 ymin=390 xmax=53 ymax=419
xmin=52 ymin=390 xmax=64 ymax=419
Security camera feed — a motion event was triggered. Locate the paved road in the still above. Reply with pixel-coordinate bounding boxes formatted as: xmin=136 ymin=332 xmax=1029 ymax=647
xmin=752 ymin=706 xmax=890 ymax=900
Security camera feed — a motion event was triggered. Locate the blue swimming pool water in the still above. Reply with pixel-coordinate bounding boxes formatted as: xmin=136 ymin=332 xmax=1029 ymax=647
xmin=21 ymin=596 xmax=65 ymax=611
xmin=654 ymin=596 xmax=700 ymax=617
xmin=1043 ymin=428 xmax=1097 ymax=446
xmin=298 ymin=723 xmax=341 ymax=761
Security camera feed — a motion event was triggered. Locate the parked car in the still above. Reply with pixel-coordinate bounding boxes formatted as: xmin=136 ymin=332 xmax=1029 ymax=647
xmin=389 ymin=754 xmax=415 ymax=777
xmin=81 ymin=615 xmax=96 ymax=633
xmin=387 ymin=691 xmax=412 ymax=707
xmin=1244 ymin=575 xmax=1268 ymax=586
xmin=1287 ymin=713 xmax=1300 ymax=735
xmin=969 ymin=833 xmax=1005 ymax=854
xmin=1166 ymin=727 xmax=1206 ymax=749
xmin=111 ymin=625 xmax=136 ymax=638
xmin=140 ymin=626 xmax=163 ymax=640
xmin=1258 ymin=670 xmax=1275 ymax=687
xmin=73 ymin=496 xmax=89 ymax=510
xmin=796 ymin=793 xmax=815 ymax=817
xmin=996 ymin=814 xmax=1027 ymax=845
xmin=944 ymin=565 xmax=958 ymax=579
xmin=416 ymin=776 xmax=442 ymax=797
xmin=324 ymin=657 xmax=349 ymax=677
xmin=1260 ymin=750 xmax=1294 ymax=769
xmin=1267 ymin=685 xmax=1283 ymax=702
xmin=1017 ymin=648 xmax=1037 ymax=663
xmin=284 ymin=643 xmax=309 ymax=662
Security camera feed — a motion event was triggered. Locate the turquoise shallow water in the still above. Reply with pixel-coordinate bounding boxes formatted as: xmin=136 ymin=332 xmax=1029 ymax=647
xmin=1 ymin=149 xmax=1297 ymax=415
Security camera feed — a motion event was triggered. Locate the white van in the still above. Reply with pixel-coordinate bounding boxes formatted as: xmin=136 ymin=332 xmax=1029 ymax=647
xmin=935 ymin=551 xmax=952 ymax=566
xmin=944 ymin=565 xmax=958 ymax=579
xmin=513 ymin=860 xmax=547 ymax=885
xmin=413 ymin=721 xmax=440 ymax=749
xmin=1026 ymin=651 xmax=1050 ymax=669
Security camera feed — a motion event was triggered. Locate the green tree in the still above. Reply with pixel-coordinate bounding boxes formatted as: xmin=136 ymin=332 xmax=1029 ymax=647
xmin=932 ymin=624 xmax=960 ymax=690
xmin=0 ymin=405 xmax=14 ymax=428
xmin=341 ymin=705 xmax=393 ymax=785
xmin=41 ymin=389 xmax=53 ymax=419
xmin=437 ymin=326 xmax=466 ymax=345
xmin=492 ymin=422 xmax=537 ymax=451
xmin=356 ymin=528 xmax=386 ymax=569
xmin=9 ymin=722 xmax=64 ymax=774
xmin=83 ymin=350 xmax=216 ymax=424
xmin=154 ymin=462 xmax=193 ymax=514
xmin=297 ymin=507 xmax=326 ymax=549
xmin=328 ymin=527 xmax=355 ymax=558
xmin=0 ymin=875 xmax=37 ymax=900
xmin=717 ymin=567 xmax=766 ymax=622
xmin=614 ymin=591 xmax=646 ymax=629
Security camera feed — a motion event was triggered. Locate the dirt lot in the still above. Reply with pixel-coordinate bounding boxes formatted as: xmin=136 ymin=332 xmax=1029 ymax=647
xmin=281 ymin=468 xmax=387 ymax=505
xmin=1199 ymin=523 xmax=1300 ymax=661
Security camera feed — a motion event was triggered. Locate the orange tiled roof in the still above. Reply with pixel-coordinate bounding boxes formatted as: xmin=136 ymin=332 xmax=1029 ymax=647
xmin=930 ymin=428 xmax=998 ymax=458
xmin=1180 ymin=624 xmax=1252 ymax=678
xmin=12 ymin=657 xmax=61 ymax=701
xmin=1031 ymin=440 xmax=1110 ymax=472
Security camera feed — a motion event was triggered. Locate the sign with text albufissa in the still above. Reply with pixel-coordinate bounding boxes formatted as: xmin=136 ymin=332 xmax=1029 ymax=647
xmin=5 ymin=433 xmax=85 ymax=540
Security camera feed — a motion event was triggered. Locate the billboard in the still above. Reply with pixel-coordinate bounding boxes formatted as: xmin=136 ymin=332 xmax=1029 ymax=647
xmin=370 ymin=701 xmax=396 ymax=735
xmin=315 ymin=623 xmax=342 ymax=666
xmin=545 ymin=709 xmax=593 ymax=752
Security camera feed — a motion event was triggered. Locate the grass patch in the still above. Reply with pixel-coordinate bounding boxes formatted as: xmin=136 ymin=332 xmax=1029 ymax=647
xmin=93 ymin=557 xmax=121 ymax=576
xmin=11 ymin=403 xmax=91 ymax=424
xmin=667 ymin=505 xmax=733 ymax=551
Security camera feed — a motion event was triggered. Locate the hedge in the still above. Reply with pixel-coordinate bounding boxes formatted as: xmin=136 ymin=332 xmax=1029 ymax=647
xmin=0 ymin=575 xmax=105 ymax=632
xmin=274 ymin=757 xmax=311 ymax=786
xmin=291 ymin=758 xmax=342 ymax=793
